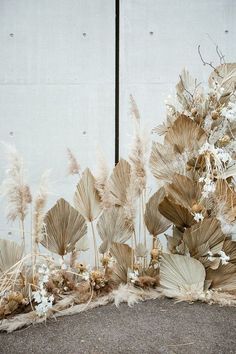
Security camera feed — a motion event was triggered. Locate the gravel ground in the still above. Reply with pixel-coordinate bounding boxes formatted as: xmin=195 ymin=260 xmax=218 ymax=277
xmin=0 ymin=298 xmax=236 ymax=354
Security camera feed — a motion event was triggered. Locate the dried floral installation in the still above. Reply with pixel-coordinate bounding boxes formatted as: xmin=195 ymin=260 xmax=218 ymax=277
xmin=1 ymin=60 xmax=236 ymax=333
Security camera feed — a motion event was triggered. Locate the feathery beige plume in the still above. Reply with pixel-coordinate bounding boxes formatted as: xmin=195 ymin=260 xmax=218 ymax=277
xmin=74 ymin=168 xmax=102 ymax=222
xmin=144 ymin=188 xmax=171 ymax=237
xmin=97 ymin=206 xmax=133 ymax=254
xmin=110 ymin=242 xmax=132 ymax=284
xmin=0 ymin=239 xmax=23 ymax=273
xmin=66 ymin=147 xmax=80 ymax=175
xmin=41 ymin=198 xmax=87 ymax=256
xmin=1 ymin=143 xmax=32 ymax=223
xmin=160 ymin=253 xmax=206 ymax=300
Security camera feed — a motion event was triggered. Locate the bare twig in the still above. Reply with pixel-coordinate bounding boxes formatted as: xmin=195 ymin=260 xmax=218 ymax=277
xmin=198 ymin=45 xmax=223 ymax=78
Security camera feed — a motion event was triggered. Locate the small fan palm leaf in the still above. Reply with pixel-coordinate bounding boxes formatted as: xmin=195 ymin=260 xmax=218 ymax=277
xmin=41 ymin=198 xmax=87 ymax=256
xmin=74 ymin=168 xmax=102 ymax=222
xmin=164 ymin=115 xmax=207 ymax=153
xmin=160 ymin=253 xmax=206 ymax=299
xmin=223 ymin=239 xmax=236 ymax=265
xmin=0 ymin=239 xmax=24 ymax=273
xmin=209 ymin=63 xmax=236 ymax=103
xmin=144 ymin=188 xmax=171 ymax=236
xmin=110 ymin=242 xmax=132 ymax=284
xmin=97 ymin=206 xmax=133 ymax=254
xmin=158 ymin=197 xmax=195 ymax=228
xmin=206 ymin=263 xmax=236 ymax=292
xmin=108 ymin=159 xmax=131 ymax=206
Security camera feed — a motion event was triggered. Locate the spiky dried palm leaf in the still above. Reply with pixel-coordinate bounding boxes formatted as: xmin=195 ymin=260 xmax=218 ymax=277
xmin=183 ymin=218 xmax=225 ymax=269
xmin=160 ymin=253 xmax=206 ymax=299
xmin=223 ymin=239 xmax=236 ymax=265
xmin=209 ymin=63 xmax=236 ymax=102
xmin=74 ymin=168 xmax=102 ymax=222
xmin=158 ymin=197 xmax=195 ymax=228
xmin=206 ymin=263 xmax=236 ymax=292
xmin=41 ymin=198 xmax=87 ymax=256
xmin=149 ymin=142 xmax=187 ymax=182
xmin=108 ymin=159 xmax=131 ymax=206
xmin=97 ymin=206 xmax=133 ymax=254
xmin=144 ymin=188 xmax=171 ymax=236
xmin=176 ymin=69 xmax=198 ymax=110
xmin=164 ymin=115 xmax=207 ymax=153
xmin=110 ymin=242 xmax=132 ymax=284
xmin=214 ymin=179 xmax=236 ymax=223
xmin=0 ymin=239 xmax=24 ymax=273
xmin=165 ymin=174 xmax=202 ymax=212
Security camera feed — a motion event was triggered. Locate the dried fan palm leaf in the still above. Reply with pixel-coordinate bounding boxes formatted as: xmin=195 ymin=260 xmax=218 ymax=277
xmin=110 ymin=243 xmax=132 ymax=284
xmin=165 ymin=174 xmax=202 ymax=212
xmin=41 ymin=198 xmax=87 ymax=256
xmin=149 ymin=142 xmax=187 ymax=182
xmin=223 ymin=239 xmax=236 ymax=265
xmin=76 ymin=234 xmax=89 ymax=252
xmin=108 ymin=159 xmax=131 ymax=206
xmin=206 ymin=263 xmax=236 ymax=292
xmin=160 ymin=253 xmax=206 ymax=299
xmin=158 ymin=197 xmax=195 ymax=228
xmin=164 ymin=115 xmax=207 ymax=153
xmin=183 ymin=218 xmax=225 ymax=268
xmin=214 ymin=179 xmax=236 ymax=223
xmin=0 ymin=239 xmax=23 ymax=273
xmin=97 ymin=206 xmax=133 ymax=254
xmin=144 ymin=188 xmax=171 ymax=236
xmin=176 ymin=69 xmax=198 ymax=109
xmin=209 ymin=63 xmax=236 ymax=102
xmin=165 ymin=226 xmax=186 ymax=255
xmin=135 ymin=243 xmax=148 ymax=258
xmin=74 ymin=168 xmax=102 ymax=222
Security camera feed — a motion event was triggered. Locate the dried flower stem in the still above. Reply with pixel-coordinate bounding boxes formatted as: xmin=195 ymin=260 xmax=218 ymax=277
xmin=91 ymin=221 xmax=98 ymax=269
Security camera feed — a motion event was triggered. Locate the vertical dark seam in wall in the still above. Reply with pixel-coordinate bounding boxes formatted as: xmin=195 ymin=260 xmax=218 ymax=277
xmin=115 ymin=0 xmax=120 ymax=164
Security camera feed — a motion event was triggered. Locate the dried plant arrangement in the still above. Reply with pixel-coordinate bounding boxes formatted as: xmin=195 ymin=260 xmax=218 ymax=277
xmin=1 ymin=59 xmax=236 ymax=333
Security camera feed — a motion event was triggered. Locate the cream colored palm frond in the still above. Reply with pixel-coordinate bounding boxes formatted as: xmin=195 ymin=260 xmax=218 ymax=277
xmin=176 ymin=69 xmax=199 ymax=110
xmin=160 ymin=253 xmax=206 ymax=299
xmin=41 ymin=198 xmax=87 ymax=256
xmin=74 ymin=168 xmax=102 ymax=222
xmin=97 ymin=206 xmax=133 ymax=254
xmin=165 ymin=174 xmax=202 ymax=212
xmin=149 ymin=142 xmax=187 ymax=182
xmin=110 ymin=242 xmax=132 ymax=284
xmin=165 ymin=226 xmax=186 ymax=255
xmin=223 ymin=239 xmax=236 ymax=265
xmin=108 ymin=159 xmax=131 ymax=206
xmin=76 ymin=234 xmax=89 ymax=252
xmin=214 ymin=179 xmax=236 ymax=223
xmin=206 ymin=263 xmax=236 ymax=292
xmin=164 ymin=115 xmax=207 ymax=153
xmin=158 ymin=197 xmax=195 ymax=228
xmin=144 ymin=188 xmax=171 ymax=237
xmin=183 ymin=218 xmax=225 ymax=269
xmin=209 ymin=63 xmax=236 ymax=102
xmin=0 ymin=239 xmax=24 ymax=273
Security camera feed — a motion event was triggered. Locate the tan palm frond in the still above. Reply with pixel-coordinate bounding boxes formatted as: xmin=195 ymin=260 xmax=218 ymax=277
xmin=165 ymin=226 xmax=186 ymax=255
xmin=41 ymin=198 xmax=87 ymax=256
xmin=176 ymin=69 xmax=198 ymax=110
xmin=206 ymin=263 xmax=236 ymax=292
xmin=160 ymin=253 xmax=206 ymax=299
xmin=183 ymin=218 xmax=225 ymax=268
xmin=165 ymin=174 xmax=202 ymax=212
xmin=149 ymin=142 xmax=187 ymax=182
xmin=164 ymin=115 xmax=207 ymax=153
xmin=214 ymin=179 xmax=236 ymax=223
xmin=158 ymin=197 xmax=195 ymax=228
xmin=97 ymin=206 xmax=133 ymax=254
xmin=108 ymin=159 xmax=131 ymax=206
xmin=74 ymin=168 xmax=102 ymax=222
xmin=144 ymin=188 xmax=171 ymax=236
xmin=223 ymin=239 xmax=236 ymax=265
xmin=0 ymin=239 xmax=24 ymax=273
xmin=110 ymin=242 xmax=132 ymax=284
xmin=209 ymin=63 xmax=236 ymax=102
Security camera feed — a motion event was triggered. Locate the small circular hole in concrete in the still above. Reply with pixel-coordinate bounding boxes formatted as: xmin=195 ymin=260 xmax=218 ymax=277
xmin=82 ymin=33 xmax=87 ymax=37
xmin=225 ymin=30 xmax=229 ymax=34
xmin=9 ymin=131 xmax=14 ymax=136
xmin=82 ymin=131 xmax=87 ymax=135
xmin=149 ymin=31 xmax=154 ymax=35
xmin=8 ymin=231 xmax=12 ymax=236
xmin=9 ymin=33 xmax=14 ymax=37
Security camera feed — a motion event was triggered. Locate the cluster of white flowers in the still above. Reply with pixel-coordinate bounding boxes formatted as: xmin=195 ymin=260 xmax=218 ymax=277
xmin=199 ymin=142 xmax=231 ymax=164
xmin=79 ymin=264 xmax=91 ymax=281
xmin=193 ymin=212 xmax=204 ymax=222
xmin=199 ymin=176 xmax=216 ymax=198
xmin=127 ymin=269 xmax=139 ymax=283
xmin=209 ymin=81 xmax=225 ymax=100
xmin=33 ymin=264 xmax=54 ymax=317
xmin=221 ymin=101 xmax=236 ymax=122
xmin=207 ymin=250 xmax=230 ymax=265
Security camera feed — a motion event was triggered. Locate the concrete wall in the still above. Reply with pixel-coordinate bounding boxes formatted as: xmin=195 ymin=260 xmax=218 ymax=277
xmin=0 ymin=0 xmax=236 ymax=257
